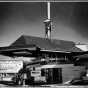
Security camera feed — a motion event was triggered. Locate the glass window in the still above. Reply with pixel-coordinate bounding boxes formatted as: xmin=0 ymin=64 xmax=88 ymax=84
xmin=41 ymin=69 xmax=45 ymax=76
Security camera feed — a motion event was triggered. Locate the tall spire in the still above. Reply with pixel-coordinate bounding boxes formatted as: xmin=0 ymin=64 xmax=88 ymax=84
xmin=44 ymin=2 xmax=52 ymax=39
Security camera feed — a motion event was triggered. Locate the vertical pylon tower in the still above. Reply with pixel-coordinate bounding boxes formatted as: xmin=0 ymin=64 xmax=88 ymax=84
xmin=44 ymin=2 xmax=52 ymax=39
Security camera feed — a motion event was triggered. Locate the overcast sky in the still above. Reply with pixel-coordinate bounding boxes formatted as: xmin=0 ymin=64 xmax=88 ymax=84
xmin=0 ymin=2 xmax=88 ymax=46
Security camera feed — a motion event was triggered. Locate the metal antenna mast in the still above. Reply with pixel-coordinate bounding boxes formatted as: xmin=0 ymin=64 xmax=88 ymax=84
xmin=44 ymin=2 xmax=52 ymax=39
xmin=48 ymin=2 xmax=50 ymax=20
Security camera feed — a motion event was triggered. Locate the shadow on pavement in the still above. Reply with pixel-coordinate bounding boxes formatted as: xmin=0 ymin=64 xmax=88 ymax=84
xmin=0 ymin=81 xmax=20 ymax=87
xmin=0 ymin=81 xmax=51 ymax=87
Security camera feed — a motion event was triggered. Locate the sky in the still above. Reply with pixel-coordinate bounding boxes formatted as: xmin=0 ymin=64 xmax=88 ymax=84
xmin=0 ymin=2 xmax=88 ymax=46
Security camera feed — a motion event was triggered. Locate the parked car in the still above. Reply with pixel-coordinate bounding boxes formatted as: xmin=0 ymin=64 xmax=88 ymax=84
xmin=70 ymin=77 xmax=88 ymax=85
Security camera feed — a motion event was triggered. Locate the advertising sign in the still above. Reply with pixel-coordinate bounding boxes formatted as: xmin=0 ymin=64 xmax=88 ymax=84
xmin=0 ymin=60 xmax=23 ymax=73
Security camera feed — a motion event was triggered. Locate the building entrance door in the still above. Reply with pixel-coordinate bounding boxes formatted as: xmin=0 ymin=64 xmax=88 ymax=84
xmin=52 ymin=68 xmax=62 ymax=83
xmin=46 ymin=68 xmax=62 ymax=84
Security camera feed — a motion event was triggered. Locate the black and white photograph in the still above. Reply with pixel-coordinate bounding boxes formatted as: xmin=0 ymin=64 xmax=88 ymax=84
xmin=0 ymin=1 xmax=88 ymax=88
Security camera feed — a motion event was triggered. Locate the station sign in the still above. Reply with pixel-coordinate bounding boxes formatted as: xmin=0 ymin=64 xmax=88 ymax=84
xmin=31 ymin=71 xmax=41 ymax=77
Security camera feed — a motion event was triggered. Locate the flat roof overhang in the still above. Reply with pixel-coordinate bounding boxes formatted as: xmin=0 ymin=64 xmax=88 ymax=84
xmin=0 ymin=45 xmax=88 ymax=57
xmin=40 ymin=49 xmax=88 ymax=56
xmin=0 ymin=45 xmax=40 ymax=57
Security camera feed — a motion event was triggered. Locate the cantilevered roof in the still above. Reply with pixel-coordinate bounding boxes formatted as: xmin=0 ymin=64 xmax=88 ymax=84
xmin=0 ymin=45 xmax=39 ymax=57
xmin=10 ymin=35 xmax=82 ymax=52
